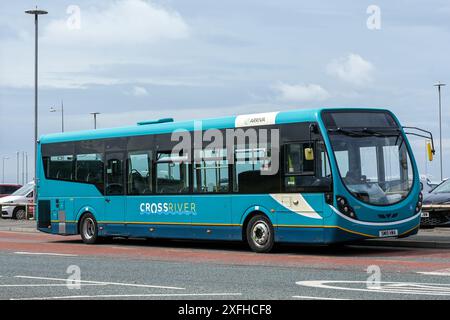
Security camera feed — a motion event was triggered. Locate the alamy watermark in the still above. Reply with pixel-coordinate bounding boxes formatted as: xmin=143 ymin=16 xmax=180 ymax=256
xmin=66 ymin=265 xmax=81 ymax=289
xmin=66 ymin=5 xmax=81 ymax=30
xmin=170 ymin=121 xmax=280 ymax=176
xmin=366 ymin=265 xmax=381 ymax=289
xmin=367 ymin=5 xmax=381 ymax=30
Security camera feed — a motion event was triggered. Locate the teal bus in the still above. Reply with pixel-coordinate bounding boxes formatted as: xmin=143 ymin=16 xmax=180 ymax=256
xmin=36 ymin=108 xmax=427 ymax=252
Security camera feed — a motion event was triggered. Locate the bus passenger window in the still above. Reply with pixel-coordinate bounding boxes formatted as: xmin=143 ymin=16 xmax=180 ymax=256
xmin=194 ymin=148 xmax=229 ymax=193
xmin=44 ymin=155 xmax=74 ymax=181
xmin=156 ymin=152 xmax=189 ymax=193
xmin=233 ymin=146 xmax=279 ymax=193
xmin=127 ymin=151 xmax=152 ymax=195
xmin=75 ymin=153 xmax=104 ymax=190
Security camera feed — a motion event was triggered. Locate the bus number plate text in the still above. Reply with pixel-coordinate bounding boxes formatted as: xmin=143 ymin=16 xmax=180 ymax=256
xmin=379 ymin=229 xmax=398 ymax=237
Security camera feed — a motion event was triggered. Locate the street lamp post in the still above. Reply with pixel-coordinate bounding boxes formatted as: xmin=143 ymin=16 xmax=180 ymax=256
xmin=25 ymin=7 xmax=47 ymax=201
xmin=22 ymin=151 xmax=25 ymax=185
xmin=16 ymin=151 xmax=19 ymax=184
xmin=25 ymin=152 xmax=29 ymax=183
xmin=2 ymin=156 xmax=9 ymax=183
xmin=50 ymin=100 xmax=65 ymax=132
xmin=90 ymin=112 xmax=101 ymax=129
xmin=434 ymin=82 xmax=446 ymax=181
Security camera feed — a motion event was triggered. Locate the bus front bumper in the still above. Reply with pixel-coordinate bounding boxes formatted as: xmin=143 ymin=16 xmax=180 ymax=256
xmin=323 ymin=207 xmax=421 ymax=243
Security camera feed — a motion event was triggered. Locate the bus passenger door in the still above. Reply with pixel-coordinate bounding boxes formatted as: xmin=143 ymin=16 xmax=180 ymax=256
xmin=191 ymin=148 xmax=232 ymax=240
xmin=103 ymin=152 xmax=127 ymax=236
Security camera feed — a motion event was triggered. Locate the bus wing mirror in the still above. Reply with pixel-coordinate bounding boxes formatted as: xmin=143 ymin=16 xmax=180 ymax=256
xmin=403 ymin=127 xmax=436 ymax=162
xmin=304 ymin=148 xmax=314 ymax=161
xmin=426 ymin=141 xmax=434 ymax=161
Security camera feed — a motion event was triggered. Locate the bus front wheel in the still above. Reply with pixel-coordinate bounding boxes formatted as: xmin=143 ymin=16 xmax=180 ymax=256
xmin=80 ymin=213 xmax=99 ymax=244
xmin=246 ymin=215 xmax=274 ymax=253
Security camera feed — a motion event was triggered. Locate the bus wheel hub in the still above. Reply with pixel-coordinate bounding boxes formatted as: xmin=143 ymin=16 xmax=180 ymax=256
xmin=252 ymin=222 xmax=269 ymax=246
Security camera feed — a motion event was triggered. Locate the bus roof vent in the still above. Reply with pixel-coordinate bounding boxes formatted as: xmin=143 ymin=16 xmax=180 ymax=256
xmin=137 ymin=118 xmax=174 ymax=126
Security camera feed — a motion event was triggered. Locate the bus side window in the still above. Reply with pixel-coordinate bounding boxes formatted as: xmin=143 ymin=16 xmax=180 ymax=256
xmin=127 ymin=151 xmax=152 ymax=195
xmin=75 ymin=153 xmax=104 ymax=190
xmin=45 ymin=155 xmax=74 ymax=181
xmin=194 ymin=148 xmax=229 ymax=193
xmin=233 ymin=146 xmax=279 ymax=193
xmin=156 ymin=152 xmax=190 ymax=194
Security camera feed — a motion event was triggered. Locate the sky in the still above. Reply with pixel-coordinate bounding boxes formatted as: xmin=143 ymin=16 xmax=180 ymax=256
xmin=0 ymin=0 xmax=449 ymax=184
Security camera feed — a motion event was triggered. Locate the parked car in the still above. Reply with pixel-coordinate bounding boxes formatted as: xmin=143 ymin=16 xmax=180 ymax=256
xmin=420 ymin=176 xmax=441 ymax=194
xmin=0 ymin=184 xmax=22 ymax=198
xmin=0 ymin=182 xmax=34 ymax=220
xmin=421 ymin=178 xmax=450 ymax=228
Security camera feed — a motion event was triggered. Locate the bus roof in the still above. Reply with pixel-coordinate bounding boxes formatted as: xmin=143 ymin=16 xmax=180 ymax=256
xmin=39 ymin=107 xmax=390 ymax=144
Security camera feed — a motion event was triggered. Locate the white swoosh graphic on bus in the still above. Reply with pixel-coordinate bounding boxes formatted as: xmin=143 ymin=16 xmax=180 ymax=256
xmin=269 ymin=194 xmax=323 ymax=220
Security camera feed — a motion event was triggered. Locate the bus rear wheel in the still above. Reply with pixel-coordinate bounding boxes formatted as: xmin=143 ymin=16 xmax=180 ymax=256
xmin=80 ymin=213 xmax=99 ymax=244
xmin=246 ymin=215 xmax=274 ymax=253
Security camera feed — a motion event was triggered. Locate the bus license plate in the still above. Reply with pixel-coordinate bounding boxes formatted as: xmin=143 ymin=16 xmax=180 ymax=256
xmin=379 ymin=229 xmax=398 ymax=237
xmin=421 ymin=212 xmax=430 ymax=218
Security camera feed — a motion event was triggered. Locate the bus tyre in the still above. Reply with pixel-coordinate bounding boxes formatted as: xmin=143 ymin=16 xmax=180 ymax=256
xmin=80 ymin=213 xmax=99 ymax=244
xmin=13 ymin=207 xmax=26 ymax=220
xmin=246 ymin=215 xmax=274 ymax=253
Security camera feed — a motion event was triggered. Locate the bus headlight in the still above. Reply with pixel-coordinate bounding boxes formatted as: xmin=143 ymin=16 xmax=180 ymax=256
xmin=416 ymin=192 xmax=423 ymax=213
xmin=336 ymin=196 xmax=357 ymax=219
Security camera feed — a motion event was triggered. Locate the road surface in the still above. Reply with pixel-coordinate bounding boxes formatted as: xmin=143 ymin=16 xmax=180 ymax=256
xmin=1 ymin=230 xmax=450 ymax=300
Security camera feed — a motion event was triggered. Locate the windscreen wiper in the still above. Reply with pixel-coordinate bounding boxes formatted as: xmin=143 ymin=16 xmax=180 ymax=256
xmin=327 ymin=128 xmax=370 ymax=137
xmin=328 ymin=127 xmax=400 ymax=138
xmin=361 ymin=127 xmax=402 ymax=137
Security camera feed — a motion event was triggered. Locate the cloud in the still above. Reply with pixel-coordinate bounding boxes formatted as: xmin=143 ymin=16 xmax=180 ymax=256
xmin=274 ymin=82 xmax=330 ymax=102
xmin=0 ymin=0 xmax=190 ymax=89
xmin=42 ymin=0 xmax=189 ymax=46
xmin=327 ymin=53 xmax=374 ymax=86
xmin=130 ymin=86 xmax=148 ymax=96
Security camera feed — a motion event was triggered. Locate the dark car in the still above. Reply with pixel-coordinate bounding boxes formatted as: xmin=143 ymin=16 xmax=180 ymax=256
xmin=421 ymin=179 xmax=450 ymax=228
xmin=0 ymin=184 xmax=22 ymax=198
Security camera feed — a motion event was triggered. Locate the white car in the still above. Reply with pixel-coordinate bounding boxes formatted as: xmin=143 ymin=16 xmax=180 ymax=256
xmin=0 ymin=182 xmax=34 ymax=220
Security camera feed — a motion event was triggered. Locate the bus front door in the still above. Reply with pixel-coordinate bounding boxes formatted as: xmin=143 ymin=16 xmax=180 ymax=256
xmin=103 ymin=152 xmax=127 ymax=236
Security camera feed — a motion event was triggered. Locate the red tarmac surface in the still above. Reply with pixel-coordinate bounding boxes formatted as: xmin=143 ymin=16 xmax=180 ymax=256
xmin=1 ymin=231 xmax=450 ymax=274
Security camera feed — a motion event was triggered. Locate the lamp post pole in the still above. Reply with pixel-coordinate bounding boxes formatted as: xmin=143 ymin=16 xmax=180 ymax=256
xmin=50 ymin=100 xmax=65 ymax=132
xmin=2 ymin=156 xmax=9 ymax=183
xmin=25 ymin=8 xmax=48 ymax=201
xmin=434 ymin=82 xmax=446 ymax=181
xmin=90 ymin=112 xmax=100 ymax=129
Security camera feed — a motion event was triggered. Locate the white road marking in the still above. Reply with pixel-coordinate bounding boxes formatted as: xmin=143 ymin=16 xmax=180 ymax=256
xmin=296 ymin=280 xmax=450 ymax=296
xmin=0 ymin=284 xmax=106 ymax=287
xmin=11 ymin=293 xmax=242 ymax=300
xmin=14 ymin=252 xmax=78 ymax=257
xmin=418 ymin=268 xmax=450 ymax=277
xmin=15 ymin=275 xmax=185 ymax=290
xmin=292 ymin=295 xmax=348 ymax=300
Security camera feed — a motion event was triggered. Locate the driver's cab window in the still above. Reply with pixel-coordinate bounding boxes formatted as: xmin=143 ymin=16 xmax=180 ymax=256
xmin=284 ymin=141 xmax=332 ymax=191
xmin=27 ymin=191 xmax=33 ymax=198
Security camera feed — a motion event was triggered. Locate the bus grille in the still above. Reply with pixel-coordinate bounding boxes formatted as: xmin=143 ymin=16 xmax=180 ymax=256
xmin=38 ymin=200 xmax=51 ymax=228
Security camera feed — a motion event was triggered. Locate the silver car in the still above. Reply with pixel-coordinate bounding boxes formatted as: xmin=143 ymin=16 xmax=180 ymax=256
xmin=0 ymin=182 xmax=34 ymax=219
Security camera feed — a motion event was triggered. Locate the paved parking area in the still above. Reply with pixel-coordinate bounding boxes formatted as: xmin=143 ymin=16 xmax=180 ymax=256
xmin=1 ymin=227 xmax=450 ymax=299
xmin=0 ymin=218 xmax=37 ymax=233
xmin=1 ymin=249 xmax=450 ymax=300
